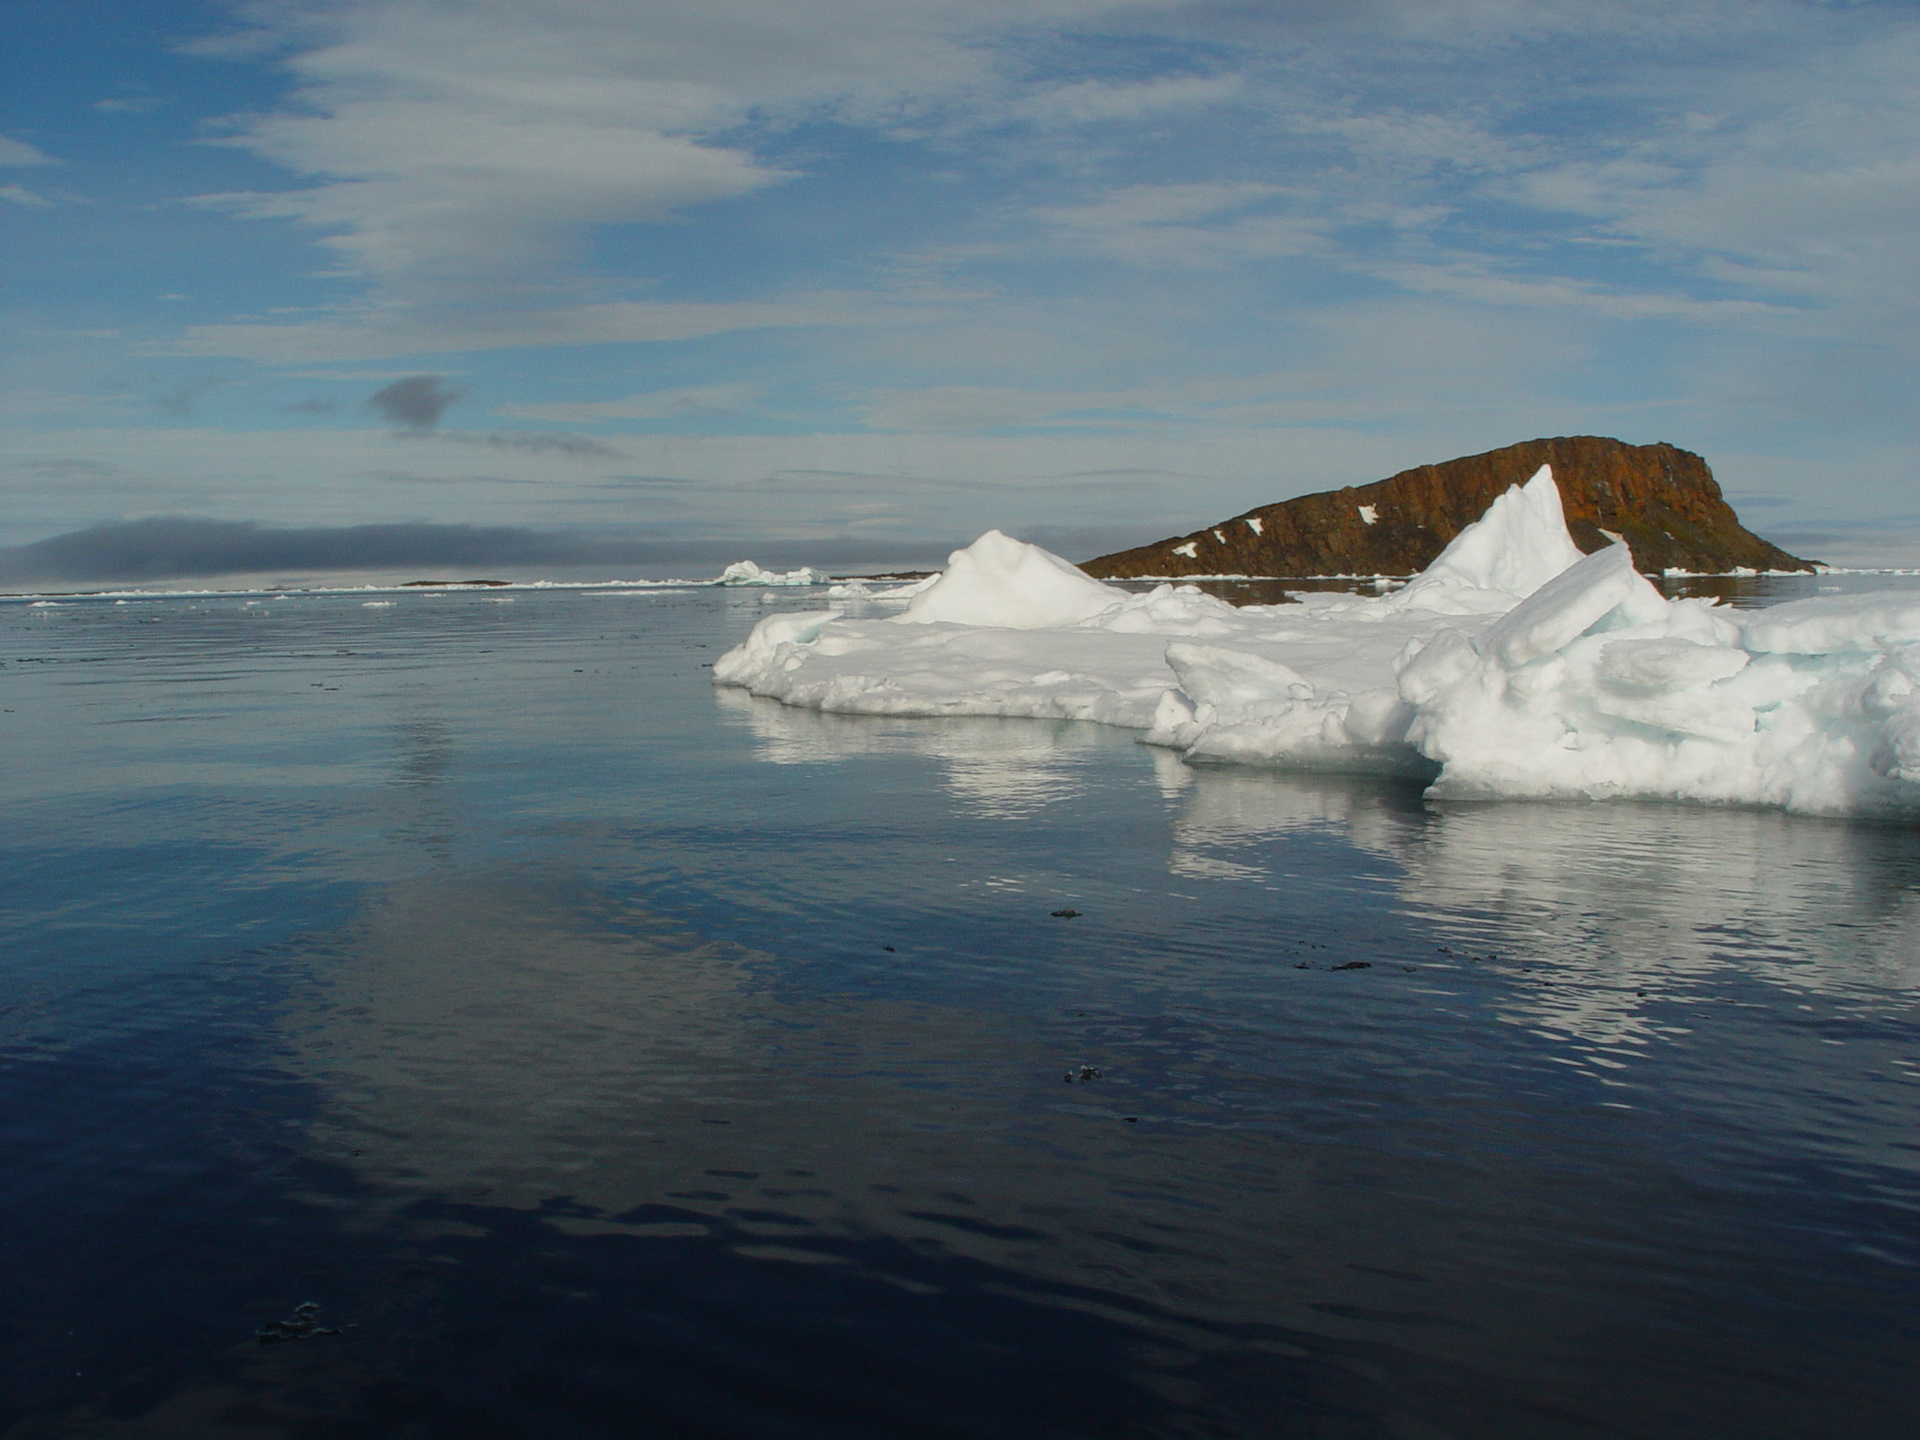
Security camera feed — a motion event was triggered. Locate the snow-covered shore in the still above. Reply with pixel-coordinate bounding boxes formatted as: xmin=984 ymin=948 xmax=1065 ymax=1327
xmin=715 ymin=467 xmax=1920 ymax=816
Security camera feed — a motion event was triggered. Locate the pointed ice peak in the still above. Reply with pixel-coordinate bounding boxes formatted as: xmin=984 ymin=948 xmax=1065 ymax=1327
xmin=1395 ymin=465 xmax=1590 ymax=607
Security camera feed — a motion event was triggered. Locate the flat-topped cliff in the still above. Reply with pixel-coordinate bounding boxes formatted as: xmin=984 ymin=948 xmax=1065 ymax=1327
xmin=1082 ymin=436 xmax=1815 ymax=578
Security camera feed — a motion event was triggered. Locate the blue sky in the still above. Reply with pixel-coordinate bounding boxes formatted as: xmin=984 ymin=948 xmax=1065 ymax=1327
xmin=5 ymin=0 xmax=1919 ymax=575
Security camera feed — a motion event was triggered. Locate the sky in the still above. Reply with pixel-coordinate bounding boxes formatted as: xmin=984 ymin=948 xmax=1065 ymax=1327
xmin=4 ymin=0 xmax=1919 ymax=582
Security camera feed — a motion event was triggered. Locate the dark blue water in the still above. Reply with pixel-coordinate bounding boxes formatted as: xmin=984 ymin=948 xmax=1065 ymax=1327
xmin=3 ymin=586 xmax=1917 ymax=1439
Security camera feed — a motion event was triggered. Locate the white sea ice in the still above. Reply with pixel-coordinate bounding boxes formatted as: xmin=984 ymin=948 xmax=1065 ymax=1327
xmin=714 ymin=560 xmax=830 ymax=587
xmin=897 ymin=529 xmax=1123 ymax=629
xmin=1739 ymin=592 xmax=1920 ymax=655
xmin=714 ymin=465 xmax=1920 ymax=816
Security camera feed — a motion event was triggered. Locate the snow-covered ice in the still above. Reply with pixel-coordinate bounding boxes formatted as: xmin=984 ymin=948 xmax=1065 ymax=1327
xmin=714 ymin=466 xmax=1920 ymax=816
xmin=714 ymin=561 xmax=830 ymax=587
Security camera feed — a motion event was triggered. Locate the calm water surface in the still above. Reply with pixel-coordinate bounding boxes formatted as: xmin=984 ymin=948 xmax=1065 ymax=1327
xmin=2 ymin=583 xmax=1917 ymax=1439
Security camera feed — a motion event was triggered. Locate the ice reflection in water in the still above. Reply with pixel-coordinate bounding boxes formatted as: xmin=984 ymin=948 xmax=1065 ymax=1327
xmin=712 ymin=692 xmax=1920 ymax=1191
xmin=1169 ymin=764 xmax=1920 ymax=1008
xmin=717 ymin=685 xmax=1105 ymax=819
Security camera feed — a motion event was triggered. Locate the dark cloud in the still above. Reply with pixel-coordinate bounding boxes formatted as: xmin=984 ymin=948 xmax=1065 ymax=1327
xmin=0 ymin=517 xmax=952 ymax=586
xmin=368 ymin=375 xmax=465 ymax=430
xmin=0 ymin=518 xmax=572 ymax=584
xmin=284 ymin=396 xmax=338 ymax=414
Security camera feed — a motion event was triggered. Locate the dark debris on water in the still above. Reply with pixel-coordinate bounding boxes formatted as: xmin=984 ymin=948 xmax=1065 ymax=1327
xmin=256 ymin=1302 xmax=342 ymax=1346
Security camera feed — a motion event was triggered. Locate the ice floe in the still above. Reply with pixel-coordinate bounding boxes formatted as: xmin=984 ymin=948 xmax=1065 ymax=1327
xmin=714 ymin=466 xmax=1920 ymax=815
xmin=715 ymin=561 xmax=831 ymax=587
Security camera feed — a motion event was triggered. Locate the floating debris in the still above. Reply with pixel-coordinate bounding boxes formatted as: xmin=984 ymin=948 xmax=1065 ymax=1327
xmin=256 ymin=1302 xmax=340 ymax=1346
xmin=1329 ymin=961 xmax=1372 ymax=971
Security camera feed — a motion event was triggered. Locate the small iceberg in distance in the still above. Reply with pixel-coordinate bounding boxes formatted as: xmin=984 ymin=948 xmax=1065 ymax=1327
xmin=714 ymin=467 xmax=1920 ymax=817
xmin=714 ymin=561 xmax=831 ymax=587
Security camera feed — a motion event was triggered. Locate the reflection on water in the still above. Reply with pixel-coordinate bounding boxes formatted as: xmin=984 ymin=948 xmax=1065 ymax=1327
xmin=718 ymin=687 xmax=1920 ymax=1185
xmin=287 ymin=878 xmax=760 ymax=1209
xmin=734 ymin=679 xmax=1920 ymax=1017
xmin=1170 ymin=767 xmax=1920 ymax=986
xmin=715 ymin=686 xmax=1120 ymax=818
xmin=1166 ymin=768 xmax=1920 ymax=1118
xmin=4 ymin=588 xmax=1918 ymax=1439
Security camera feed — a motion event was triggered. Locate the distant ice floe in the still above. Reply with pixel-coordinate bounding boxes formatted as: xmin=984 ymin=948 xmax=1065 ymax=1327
xmin=714 ymin=561 xmax=830 ymax=587
xmin=715 ymin=466 xmax=1920 ymax=816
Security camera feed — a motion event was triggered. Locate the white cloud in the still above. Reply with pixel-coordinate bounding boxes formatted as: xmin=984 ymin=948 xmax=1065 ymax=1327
xmin=199 ymin=117 xmax=784 ymax=298
xmin=1033 ymin=183 xmax=1329 ymax=267
xmin=172 ymin=0 xmax=1920 ymax=361
xmin=1360 ymin=252 xmax=1786 ymax=324
xmin=1012 ymin=74 xmax=1245 ymax=125
xmin=848 ymin=298 xmax=1611 ymax=436
xmin=1481 ymin=27 xmax=1920 ymax=327
xmin=190 ymin=0 xmax=1127 ymax=303
xmin=0 ymin=133 xmax=59 ymax=167
xmin=0 ymin=185 xmax=53 ymax=208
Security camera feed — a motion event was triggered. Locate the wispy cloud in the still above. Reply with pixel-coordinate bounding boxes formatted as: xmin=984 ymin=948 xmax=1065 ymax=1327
xmin=1033 ymin=183 xmax=1328 ymax=268
xmin=499 ymin=384 xmax=759 ymax=423
xmin=93 ymin=96 xmax=168 ymax=115
xmin=167 ymin=0 xmax=1920 ymax=358
xmin=1011 ymin=74 xmax=1245 ymax=126
xmin=20 ymin=458 xmax=122 ymax=483
xmin=420 ymin=431 xmax=625 ymax=459
xmin=167 ymin=293 xmax=902 ymax=361
xmin=0 ymin=133 xmax=59 ymax=167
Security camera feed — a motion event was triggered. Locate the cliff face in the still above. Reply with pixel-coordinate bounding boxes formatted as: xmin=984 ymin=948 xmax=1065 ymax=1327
xmin=1082 ymin=436 xmax=1815 ymax=579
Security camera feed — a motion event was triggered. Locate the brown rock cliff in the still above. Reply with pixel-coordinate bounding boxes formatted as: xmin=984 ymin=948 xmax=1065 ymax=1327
xmin=1082 ymin=436 xmax=1814 ymax=578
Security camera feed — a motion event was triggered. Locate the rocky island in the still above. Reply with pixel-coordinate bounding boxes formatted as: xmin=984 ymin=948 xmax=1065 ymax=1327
xmin=1082 ymin=436 xmax=1814 ymax=578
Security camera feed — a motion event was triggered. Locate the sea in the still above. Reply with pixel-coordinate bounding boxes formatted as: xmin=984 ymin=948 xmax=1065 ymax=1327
xmin=3 ymin=574 xmax=1917 ymax=1439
